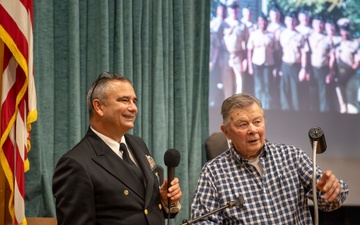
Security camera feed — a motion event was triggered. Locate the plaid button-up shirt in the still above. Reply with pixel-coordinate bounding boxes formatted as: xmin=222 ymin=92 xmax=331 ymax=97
xmin=191 ymin=142 xmax=349 ymax=225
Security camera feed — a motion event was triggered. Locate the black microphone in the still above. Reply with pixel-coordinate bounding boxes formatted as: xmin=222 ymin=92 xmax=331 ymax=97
xmin=163 ymin=149 xmax=181 ymax=211
xmin=308 ymin=127 xmax=327 ymax=154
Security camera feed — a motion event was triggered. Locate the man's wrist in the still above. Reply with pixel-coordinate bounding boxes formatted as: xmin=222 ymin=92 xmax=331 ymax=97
xmin=161 ymin=200 xmax=181 ymax=214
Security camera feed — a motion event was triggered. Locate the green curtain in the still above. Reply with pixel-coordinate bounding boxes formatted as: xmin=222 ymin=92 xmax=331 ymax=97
xmin=25 ymin=0 xmax=210 ymax=223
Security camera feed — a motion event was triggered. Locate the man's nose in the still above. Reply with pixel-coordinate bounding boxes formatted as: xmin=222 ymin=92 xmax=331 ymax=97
xmin=128 ymin=101 xmax=138 ymax=112
xmin=248 ymin=124 xmax=258 ymax=133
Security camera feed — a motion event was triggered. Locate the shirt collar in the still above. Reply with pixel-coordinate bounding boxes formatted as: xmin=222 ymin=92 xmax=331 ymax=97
xmin=90 ymin=126 xmax=127 ymax=157
xmin=229 ymin=143 xmax=268 ymax=164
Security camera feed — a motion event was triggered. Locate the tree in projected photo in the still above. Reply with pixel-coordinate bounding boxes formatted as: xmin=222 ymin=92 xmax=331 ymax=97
xmin=210 ymin=0 xmax=360 ymax=114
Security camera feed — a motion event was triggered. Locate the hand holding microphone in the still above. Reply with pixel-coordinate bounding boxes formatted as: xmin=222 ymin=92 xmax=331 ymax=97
xmin=160 ymin=149 xmax=182 ymax=209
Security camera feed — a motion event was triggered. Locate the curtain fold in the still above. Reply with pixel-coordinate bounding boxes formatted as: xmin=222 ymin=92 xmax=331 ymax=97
xmin=26 ymin=1 xmax=210 ymax=223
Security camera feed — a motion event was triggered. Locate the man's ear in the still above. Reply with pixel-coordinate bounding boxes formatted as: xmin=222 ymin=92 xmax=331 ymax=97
xmin=220 ymin=124 xmax=228 ymax=138
xmin=92 ymin=99 xmax=104 ymax=116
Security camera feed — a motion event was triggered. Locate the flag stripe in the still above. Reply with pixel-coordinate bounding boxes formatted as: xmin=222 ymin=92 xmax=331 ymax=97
xmin=15 ymin=100 xmax=27 ymax=223
xmin=0 ymin=6 xmax=29 ymax=72
xmin=0 ymin=41 xmax=12 ymax=77
xmin=0 ymin=58 xmax=28 ymax=225
xmin=1 ymin=0 xmax=31 ymax=33
xmin=0 ymin=0 xmax=36 ymax=224
xmin=1 ymin=57 xmax=27 ymax=149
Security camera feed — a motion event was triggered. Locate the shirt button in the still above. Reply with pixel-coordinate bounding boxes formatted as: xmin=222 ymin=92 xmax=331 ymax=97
xmin=158 ymin=204 xmax=162 ymax=210
xmin=144 ymin=209 xmax=148 ymax=215
xmin=123 ymin=190 xmax=129 ymax=195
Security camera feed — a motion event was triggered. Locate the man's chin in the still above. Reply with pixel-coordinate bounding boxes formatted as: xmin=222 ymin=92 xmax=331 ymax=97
xmin=123 ymin=122 xmax=135 ymax=129
xmin=248 ymin=141 xmax=262 ymax=150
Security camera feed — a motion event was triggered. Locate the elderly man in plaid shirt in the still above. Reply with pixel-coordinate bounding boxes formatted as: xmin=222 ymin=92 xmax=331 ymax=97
xmin=190 ymin=93 xmax=348 ymax=224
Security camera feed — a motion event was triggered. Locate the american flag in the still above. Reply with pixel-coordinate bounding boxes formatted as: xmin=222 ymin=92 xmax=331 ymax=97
xmin=0 ymin=0 xmax=37 ymax=224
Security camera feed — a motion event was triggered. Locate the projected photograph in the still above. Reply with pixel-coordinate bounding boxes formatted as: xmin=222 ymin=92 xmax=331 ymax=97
xmin=209 ymin=0 xmax=360 ymax=114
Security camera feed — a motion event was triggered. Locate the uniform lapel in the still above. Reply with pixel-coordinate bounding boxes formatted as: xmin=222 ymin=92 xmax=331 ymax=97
xmin=86 ymin=130 xmax=145 ymax=200
xmin=125 ymin=136 xmax=155 ymax=208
